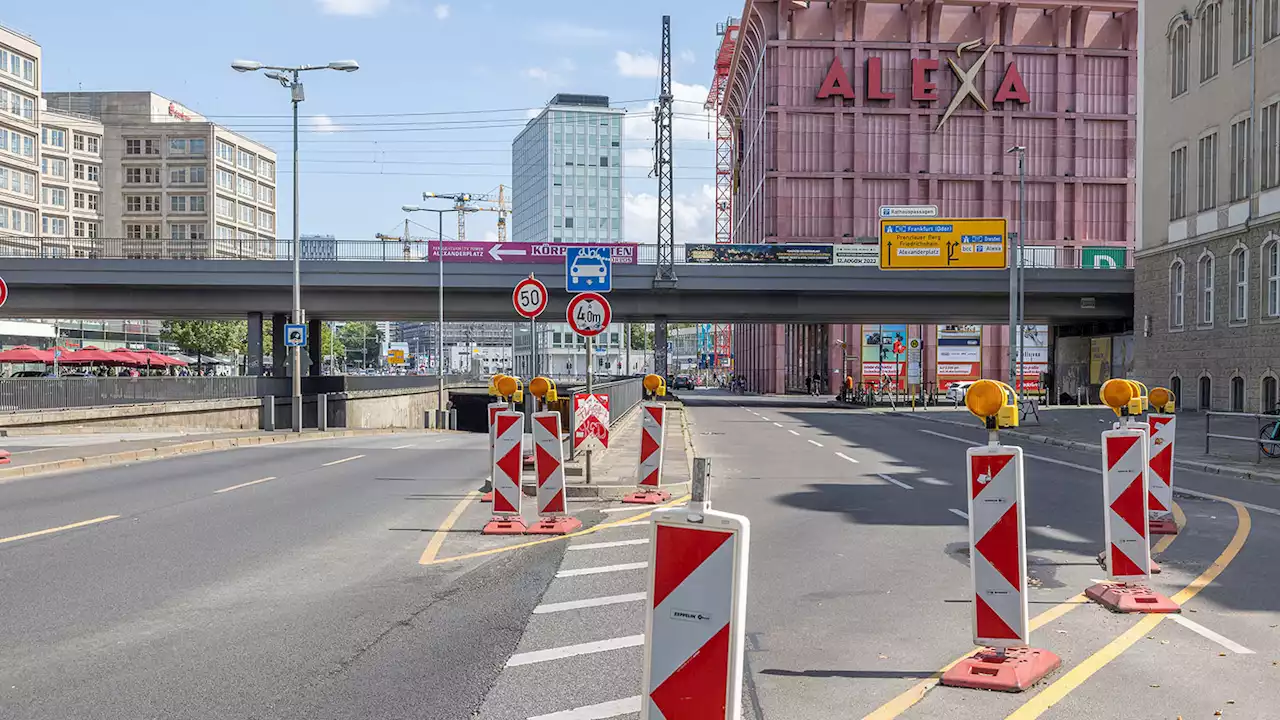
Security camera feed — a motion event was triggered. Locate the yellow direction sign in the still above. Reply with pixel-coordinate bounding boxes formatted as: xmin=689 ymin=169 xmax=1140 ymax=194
xmin=387 ymin=348 xmax=406 ymax=365
xmin=879 ymin=218 xmax=1008 ymax=270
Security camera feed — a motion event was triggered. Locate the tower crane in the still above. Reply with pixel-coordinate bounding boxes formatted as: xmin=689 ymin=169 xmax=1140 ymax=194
xmin=422 ymin=185 xmax=512 ymax=242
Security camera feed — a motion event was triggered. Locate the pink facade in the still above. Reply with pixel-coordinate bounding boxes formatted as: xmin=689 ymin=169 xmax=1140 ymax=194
xmin=724 ymin=0 xmax=1138 ymax=394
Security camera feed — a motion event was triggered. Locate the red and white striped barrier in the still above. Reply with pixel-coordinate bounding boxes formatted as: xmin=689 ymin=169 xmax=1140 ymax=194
xmin=641 ymin=507 xmax=749 ymax=719
xmin=624 ymin=403 xmax=671 ymax=505
xmin=941 ymin=443 xmax=1059 ymax=692
xmin=1085 ymin=423 xmax=1179 ymax=613
xmin=483 ymin=410 xmax=527 ymax=535
xmin=481 ymin=401 xmax=509 ymax=503
xmin=1147 ymin=413 xmax=1178 ymax=535
xmin=526 ymin=411 xmax=582 ymax=535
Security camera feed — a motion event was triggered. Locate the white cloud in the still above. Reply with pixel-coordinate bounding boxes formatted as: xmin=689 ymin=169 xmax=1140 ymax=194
xmin=625 ymin=184 xmax=717 ymax=244
xmin=535 ymin=21 xmax=611 ymax=44
xmin=615 ymin=51 xmax=660 ymax=78
xmin=623 ymin=81 xmax=713 ymax=143
xmin=434 ymin=3 xmax=450 ymax=19
xmin=521 ymin=59 xmax=575 ymax=85
xmin=523 ymin=67 xmax=551 ymax=82
xmin=680 ymin=49 xmax=696 ymax=64
xmin=316 ymin=0 xmax=390 ymax=16
xmin=305 ymin=114 xmax=345 ymax=133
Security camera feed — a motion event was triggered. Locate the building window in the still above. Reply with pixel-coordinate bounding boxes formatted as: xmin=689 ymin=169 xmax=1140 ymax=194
xmin=216 ymin=140 xmax=235 ymax=163
xmin=171 ymin=196 xmax=187 ymax=212
xmin=258 ymin=158 xmax=275 ymax=180
xmin=1230 ymin=117 xmax=1252 ymax=200
xmin=171 ymin=167 xmax=187 ymax=185
xmin=1170 ymin=259 xmax=1186 ymax=329
xmin=87 ymin=136 xmax=99 ymax=154
xmin=125 ymin=223 xmax=161 ymax=240
xmin=237 ymin=176 xmax=255 ymax=199
xmin=1199 ymin=375 xmax=1214 ymax=410
xmin=145 ymin=139 xmax=160 ymax=156
xmin=1264 ymin=375 xmax=1278 ymax=412
xmin=126 ymin=195 xmax=141 ymax=213
xmin=87 ymin=165 xmax=99 ymax=183
xmin=1169 ymin=146 xmax=1188 ymax=219
xmin=1231 ymin=246 xmax=1249 ymax=321
xmin=87 ymin=193 xmax=98 ymax=211
xmin=73 ymin=162 xmax=85 ymax=181
xmin=237 ymin=149 xmax=256 ymax=171
xmin=73 ymin=134 xmax=84 ymax=152
xmin=1263 ymin=102 xmax=1280 ymax=191
xmin=126 ymin=138 xmax=141 ymax=155
xmin=41 ymin=186 xmax=67 ymax=208
xmin=170 ymin=223 xmax=207 ymax=240
xmin=1202 ymin=2 xmax=1222 ymax=80
xmin=215 ymin=195 xmax=234 ymax=218
xmin=258 ymin=210 xmax=274 ymax=231
xmin=42 ymin=216 xmax=67 ymax=236
xmin=1171 ymin=376 xmax=1183 ymax=407
xmin=41 ymin=158 xmax=67 ymax=180
xmin=42 ymin=128 xmax=66 ymax=149
xmin=257 ymin=184 xmax=274 ymax=206
xmin=190 ymin=196 xmax=206 ymax=213
xmin=216 ymin=168 xmax=234 ymax=191
xmin=239 ymin=203 xmax=255 ymax=224
xmin=1234 ymin=0 xmax=1254 ymax=62
xmin=1198 ymin=133 xmax=1219 ymax=210
xmin=1230 ymin=376 xmax=1245 ymax=411
xmin=1265 ymin=0 xmax=1280 ymax=41
xmin=1266 ymin=237 xmax=1280 ymax=317
xmin=169 ymin=138 xmax=188 ymax=155
xmin=73 ymin=191 xmax=86 ymax=210
xmin=1198 ymin=253 xmax=1216 ymax=326
xmin=190 ymin=138 xmax=206 ymax=155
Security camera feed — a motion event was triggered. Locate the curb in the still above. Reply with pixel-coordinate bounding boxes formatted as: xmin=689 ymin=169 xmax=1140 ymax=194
xmin=0 ymin=428 xmax=416 ymax=485
xmin=896 ymin=412 xmax=1280 ymax=484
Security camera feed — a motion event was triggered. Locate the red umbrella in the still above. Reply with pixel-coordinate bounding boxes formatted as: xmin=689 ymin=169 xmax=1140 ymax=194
xmin=109 ymin=348 xmax=148 ymax=366
xmin=61 ymin=346 xmax=128 ymax=365
xmin=133 ymin=348 xmax=183 ymax=367
xmin=0 ymin=345 xmax=54 ymax=363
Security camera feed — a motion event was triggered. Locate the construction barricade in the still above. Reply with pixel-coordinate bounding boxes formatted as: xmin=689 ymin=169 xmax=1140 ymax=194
xmin=483 ymin=410 xmax=527 ymax=535
xmin=940 ymin=379 xmax=1060 ymax=692
xmin=624 ymin=403 xmax=671 ymax=504
xmin=527 ymin=410 xmax=581 ymax=535
xmin=1146 ymin=387 xmax=1179 ymax=535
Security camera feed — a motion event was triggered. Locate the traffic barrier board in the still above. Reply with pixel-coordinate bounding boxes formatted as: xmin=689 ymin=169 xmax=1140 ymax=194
xmin=573 ymin=393 xmax=610 ymax=452
xmin=480 ymin=401 xmax=509 ymax=503
xmin=642 ymin=508 xmax=750 ymax=719
xmin=527 ymin=411 xmax=581 ymax=535
xmin=483 ymin=410 xmax=527 ymax=535
xmin=625 ymin=403 xmax=671 ymax=505
xmin=1147 ymin=413 xmax=1178 ymax=535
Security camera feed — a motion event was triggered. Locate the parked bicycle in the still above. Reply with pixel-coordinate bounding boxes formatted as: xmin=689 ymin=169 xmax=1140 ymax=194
xmin=1261 ymin=404 xmax=1280 ymax=459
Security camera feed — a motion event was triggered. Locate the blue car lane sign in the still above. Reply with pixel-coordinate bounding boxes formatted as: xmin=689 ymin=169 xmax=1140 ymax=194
xmin=566 ymin=246 xmax=612 ymax=293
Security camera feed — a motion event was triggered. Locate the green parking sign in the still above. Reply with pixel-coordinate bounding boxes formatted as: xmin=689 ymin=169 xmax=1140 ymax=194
xmin=1082 ymin=247 xmax=1126 ymax=269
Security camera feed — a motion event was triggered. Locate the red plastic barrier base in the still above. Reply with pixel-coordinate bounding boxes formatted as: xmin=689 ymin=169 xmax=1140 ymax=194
xmin=622 ymin=489 xmax=671 ymax=505
xmin=1096 ymin=551 xmax=1161 ymax=574
xmin=0 ymin=450 xmax=9 ymax=465
xmin=526 ymin=517 xmax=583 ymax=535
xmin=481 ymin=517 xmax=528 ymax=535
xmin=940 ymin=647 xmax=1061 ymax=693
xmin=1150 ymin=518 xmax=1179 ymax=535
xmin=1085 ymin=582 xmax=1181 ymax=614
xmin=480 ymin=491 xmax=494 ymax=502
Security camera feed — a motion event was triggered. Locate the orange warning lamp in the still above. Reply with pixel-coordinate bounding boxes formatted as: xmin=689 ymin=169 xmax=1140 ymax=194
xmin=1100 ymin=378 xmax=1134 ymax=417
xmin=1149 ymin=387 xmax=1176 ymax=413
xmin=1125 ymin=380 xmax=1146 ymax=415
xmin=991 ymin=380 xmax=1020 ymax=429
xmin=529 ymin=376 xmax=558 ymax=402
xmin=643 ymin=373 xmax=667 ymax=397
xmin=495 ymin=374 xmax=518 ymax=399
xmin=965 ymin=379 xmax=1006 ymax=424
xmin=488 ymin=373 xmax=505 ymax=396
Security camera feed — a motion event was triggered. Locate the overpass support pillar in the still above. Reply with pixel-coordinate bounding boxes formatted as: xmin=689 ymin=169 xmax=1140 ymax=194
xmin=308 ymin=318 xmax=323 ymax=376
xmin=246 ymin=312 xmax=264 ymax=376
xmin=654 ymin=317 xmax=669 ymax=378
xmin=271 ymin=313 xmax=288 ymax=378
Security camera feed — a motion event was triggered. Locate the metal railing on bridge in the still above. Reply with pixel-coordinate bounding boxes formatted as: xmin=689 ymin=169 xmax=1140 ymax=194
xmin=0 ymin=376 xmax=268 ymax=413
xmin=0 ymin=237 xmax=1132 ymax=269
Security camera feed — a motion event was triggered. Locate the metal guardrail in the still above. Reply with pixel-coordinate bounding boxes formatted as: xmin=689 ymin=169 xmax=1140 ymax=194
xmin=0 ymin=376 xmax=266 ymax=412
xmin=1205 ymin=410 xmax=1280 ymax=463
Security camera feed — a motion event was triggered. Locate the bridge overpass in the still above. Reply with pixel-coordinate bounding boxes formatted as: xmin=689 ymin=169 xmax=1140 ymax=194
xmin=0 ymin=258 xmax=1132 ymax=324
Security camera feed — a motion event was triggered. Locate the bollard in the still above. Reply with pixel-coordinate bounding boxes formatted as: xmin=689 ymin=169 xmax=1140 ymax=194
xmin=262 ymin=395 xmax=276 ymax=431
xmin=526 ymin=411 xmax=581 ymax=535
xmin=640 ymin=457 xmax=749 ymax=719
xmin=940 ymin=379 xmax=1060 ymax=692
xmin=623 ymin=403 xmax=671 ymax=504
xmin=317 ymin=393 xmax=328 ymax=431
xmin=483 ymin=410 xmax=527 ymax=535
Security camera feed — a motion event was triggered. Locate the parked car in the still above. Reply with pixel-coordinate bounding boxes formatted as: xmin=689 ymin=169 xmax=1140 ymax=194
xmin=672 ymin=375 xmax=695 ymax=390
xmin=946 ymin=381 xmax=975 ymax=404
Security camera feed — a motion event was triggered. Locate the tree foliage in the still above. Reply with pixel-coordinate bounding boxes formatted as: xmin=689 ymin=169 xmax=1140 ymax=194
xmin=160 ymin=320 xmax=240 ymax=359
xmin=231 ymin=319 xmax=344 ymax=359
xmin=336 ymin=321 xmax=383 ymax=363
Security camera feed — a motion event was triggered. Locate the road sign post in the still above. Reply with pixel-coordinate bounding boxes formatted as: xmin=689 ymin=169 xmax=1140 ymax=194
xmin=514 ymin=275 xmax=548 ymax=378
xmin=878 ymin=218 xmax=1008 ymax=270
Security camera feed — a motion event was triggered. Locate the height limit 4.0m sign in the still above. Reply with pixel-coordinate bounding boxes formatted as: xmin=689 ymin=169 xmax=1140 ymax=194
xmin=567 ymin=291 xmax=611 ymax=337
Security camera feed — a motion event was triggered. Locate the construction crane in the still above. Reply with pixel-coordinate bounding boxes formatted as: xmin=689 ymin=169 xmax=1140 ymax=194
xmin=422 ymin=185 xmax=511 ymax=242
xmin=375 ymin=218 xmax=431 ymax=261
xmin=706 ymin=17 xmax=739 ymax=245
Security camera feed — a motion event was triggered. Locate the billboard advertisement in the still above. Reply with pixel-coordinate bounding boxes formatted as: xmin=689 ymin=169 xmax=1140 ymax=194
xmin=685 ymin=243 xmax=834 ymax=265
xmin=937 ymin=325 xmax=982 ymax=389
xmin=862 ymin=324 xmax=908 ymax=391
xmin=1015 ymin=325 xmax=1049 ymax=392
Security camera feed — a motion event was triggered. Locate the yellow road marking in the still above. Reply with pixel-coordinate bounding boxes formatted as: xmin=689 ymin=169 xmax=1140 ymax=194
xmin=214 ymin=476 xmax=276 ymax=494
xmin=420 ymin=494 xmax=692 ymax=566
xmin=864 ymin=502 xmax=1190 ymax=720
xmin=0 ymin=515 xmax=121 ymax=545
xmin=322 ymin=454 xmax=365 ymax=467
xmin=1004 ymin=499 xmax=1250 ymax=720
xmin=418 ymin=490 xmax=481 ymax=564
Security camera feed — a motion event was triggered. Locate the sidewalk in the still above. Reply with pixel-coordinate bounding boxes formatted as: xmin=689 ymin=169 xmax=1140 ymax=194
xmin=553 ymin=400 xmax=693 ymax=500
xmin=895 ymin=404 xmax=1280 ymax=483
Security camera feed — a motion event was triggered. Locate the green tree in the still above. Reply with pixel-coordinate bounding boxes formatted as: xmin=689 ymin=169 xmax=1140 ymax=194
xmin=231 ymin=320 xmax=344 ymax=362
xmin=628 ymin=324 xmax=653 ymax=351
xmin=336 ymin=321 xmax=383 ymax=365
xmin=160 ymin=320 xmax=240 ymax=370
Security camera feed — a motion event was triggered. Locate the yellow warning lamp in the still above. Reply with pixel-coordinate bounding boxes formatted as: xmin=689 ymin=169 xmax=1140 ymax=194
xmin=1100 ymin=378 xmax=1134 ymax=417
xmin=1125 ymin=380 xmax=1146 ymax=416
xmin=965 ymin=379 xmax=1018 ymax=429
xmin=489 ymin=373 xmax=508 ymax=396
xmin=512 ymin=377 xmax=525 ymax=404
xmin=495 ymin=374 xmax=518 ymax=399
xmin=529 ymin=376 xmax=558 ymax=403
xmin=1149 ymin=387 xmax=1176 ymax=414
xmin=643 ymin=373 xmax=667 ymax=397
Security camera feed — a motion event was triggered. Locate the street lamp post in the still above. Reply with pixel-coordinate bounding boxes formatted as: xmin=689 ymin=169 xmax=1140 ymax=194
xmin=233 ymin=58 xmax=358 ymax=432
xmin=403 ymin=198 xmax=468 ymax=428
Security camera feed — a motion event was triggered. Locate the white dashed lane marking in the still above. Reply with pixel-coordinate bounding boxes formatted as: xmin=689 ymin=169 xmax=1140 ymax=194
xmin=568 ymin=538 xmax=650 ymax=551
xmin=835 ymin=452 xmax=859 ymax=464
xmin=527 ymin=696 xmax=642 ymax=720
xmin=506 ymin=635 xmax=645 ymax=668
xmin=948 ymin=508 xmax=969 ymax=520
xmin=555 ymin=562 xmax=648 ymax=578
xmin=533 ymin=592 xmax=647 ymax=615
xmin=877 ymin=473 xmax=913 ymax=490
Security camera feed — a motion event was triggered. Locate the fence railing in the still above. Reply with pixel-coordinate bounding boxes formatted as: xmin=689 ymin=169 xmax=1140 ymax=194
xmin=0 ymin=237 xmax=1131 ymax=269
xmin=1205 ymin=410 xmax=1280 ymax=463
xmin=0 ymin=376 xmax=268 ymax=413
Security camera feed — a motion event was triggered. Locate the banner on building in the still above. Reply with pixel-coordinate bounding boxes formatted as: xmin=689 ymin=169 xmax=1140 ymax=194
xmin=937 ymin=325 xmax=982 ymax=390
xmin=1016 ymin=325 xmax=1049 ymax=392
xmin=1082 ymin=247 xmax=1127 ymax=269
xmin=1089 ymin=337 xmax=1112 ymax=384
xmin=685 ymin=243 xmax=834 ymax=265
xmin=862 ymin=324 xmax=908 ymax=391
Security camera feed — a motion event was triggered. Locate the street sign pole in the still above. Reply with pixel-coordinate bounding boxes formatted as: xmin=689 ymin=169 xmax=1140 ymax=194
xmin=585 ymin=333 xmax=593 ymax=484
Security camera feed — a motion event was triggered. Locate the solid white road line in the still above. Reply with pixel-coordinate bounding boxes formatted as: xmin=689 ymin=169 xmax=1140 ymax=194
xmin=534 ymin=592 xmax=647 ymax=615
xmin=789 ymin=430 xmax=801 ymax=436
xmin=1029 ymin=526 xmax=1092 ymax=544
xmin=555 ymin=561 xmax=649 ymax=578
xmin=506 ymin=634 xmax=645 ymax=667
xmin=391 ymin=444 xmax=417 ymax=449
xmin=807 ymin=439 xmax=825 ymax=448
xmin=1169 ymin=615 xmax=1255 ymax=654
xmin=917 ymin=477 xmax=950 ymax=486
xmin=835 ymin=452 xmax=860 ymax=464
xmin=322 ymin=454 xmax=365 ymax=467
xmin=569 ymin=538 xmax=650 ymax=551
xmin=772 ymin=422 xmax=784 ymax=428
xmin=948 ymin=508 xmax=969 ymax=520
xmin=214 ymin=476 xmax=276 ymax=494
xmin=527 ymin=696 xmax=642 ymax=720
xmin=877 ymin=473 xmax=913 ymax=490
xmin=760 ymin=416 xmax=771 ymax=421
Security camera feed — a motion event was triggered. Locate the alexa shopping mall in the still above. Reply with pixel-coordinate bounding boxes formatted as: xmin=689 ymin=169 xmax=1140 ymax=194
xmin=722 ymin=0 xmax=1138 ymax=397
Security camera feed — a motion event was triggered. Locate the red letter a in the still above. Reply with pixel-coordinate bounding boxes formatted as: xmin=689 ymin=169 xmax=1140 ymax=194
xmin=817 ymin=57 xmax=855 ymax=100
xmin=994 ymin=64 xmax=1030 ymax=104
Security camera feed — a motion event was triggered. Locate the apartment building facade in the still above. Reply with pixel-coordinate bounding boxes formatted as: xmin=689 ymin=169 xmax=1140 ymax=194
xmin=1136 ymin=0 xmax=1280 ymax=413
xmin=0 ymin=26 xmax=42 ymax=247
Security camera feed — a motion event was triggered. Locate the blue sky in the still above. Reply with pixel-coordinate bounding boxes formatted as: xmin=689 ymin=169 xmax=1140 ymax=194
xmin=7 ymin=0 xmax=734 ymax=244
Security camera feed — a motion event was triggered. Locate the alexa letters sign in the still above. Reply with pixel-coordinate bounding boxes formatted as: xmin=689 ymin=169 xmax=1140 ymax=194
xmin=816 ymin=40 xmax=1029 ymax=132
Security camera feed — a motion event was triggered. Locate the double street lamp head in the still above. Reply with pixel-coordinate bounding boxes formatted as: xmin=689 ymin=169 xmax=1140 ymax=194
xmin=230 ymin=59 xmax=360 ymax=76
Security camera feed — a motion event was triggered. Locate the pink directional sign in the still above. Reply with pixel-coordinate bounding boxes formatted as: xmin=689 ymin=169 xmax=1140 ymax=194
xmin=426 ymin=242 xmax=638 ymax=264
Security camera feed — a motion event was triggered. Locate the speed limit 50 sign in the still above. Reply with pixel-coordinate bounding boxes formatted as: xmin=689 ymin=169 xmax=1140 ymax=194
xmin=567 ymin=291 xmax=611 ymax=337
xmin=513 ymin=276 xmax=548 ymax=319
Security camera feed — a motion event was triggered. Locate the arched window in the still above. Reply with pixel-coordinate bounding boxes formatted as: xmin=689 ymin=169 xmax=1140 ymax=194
xmin=1233 ymin=0 xmax=1254 ymax=63
xmin=1265 ymin=234 xmax=1280 ymax=318
xmin=1201 ymin=2 xmax=1222 ymax=80
xmin=1170 ymin=22 xmax=1190 ymax=97
xmin=1171 ymin=375 xmax=1183 ymax=408
xmin=1231 ymin=375 xmax=1245 ymax=411
xmin=1264 ymin=375 xmax=1278 ymax=413
xmin=1198 ymin=252 xmax=1216 ymax=326
xmin=1170 ymin=259 xmax=1186 ymax=328
xmin=1231 ymin=245 xmax=1249 ymax=321
xmin=1200 ymin=375 xmax=1214 ymax=411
